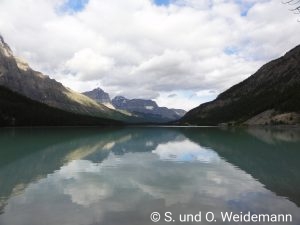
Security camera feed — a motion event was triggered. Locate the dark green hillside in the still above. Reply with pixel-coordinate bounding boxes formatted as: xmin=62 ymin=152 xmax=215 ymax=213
xmin=0 ymin=35 xmax=131 ymax=122
xmin=181 ymin=45 xmax=300 ymax=125
xmin=0 ymin=86 xmax=123 ymax=127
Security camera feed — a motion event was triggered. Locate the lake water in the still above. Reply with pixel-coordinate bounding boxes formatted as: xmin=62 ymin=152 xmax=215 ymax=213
xmin=0 ymin=127 xmax=300 ymax=225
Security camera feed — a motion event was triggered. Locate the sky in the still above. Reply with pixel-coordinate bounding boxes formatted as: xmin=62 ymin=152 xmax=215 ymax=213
xmin=0 ymin=0 xmax=299 ymax=110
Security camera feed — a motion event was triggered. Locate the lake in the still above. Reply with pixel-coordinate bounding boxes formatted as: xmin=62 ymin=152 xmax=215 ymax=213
xmin=0 ymin=127 xmax=300 ymax=225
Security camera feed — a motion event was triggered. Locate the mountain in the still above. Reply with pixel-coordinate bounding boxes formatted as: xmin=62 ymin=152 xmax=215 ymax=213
xmin=0 ymin=85 xmax=122 ymax=126
xmin=112 ymin=96 xmax=186 ymax=123
xmin=171 ymin=109 xmax=186 ymax=118
xmin=181 ymin=45 xmax=300 ymax=126
xmin=82 ymin=88 xmax=115 ymax=109
xmin=82 ymin=87 xmax=187 ymax=123
xmin=0 ymin=35 xmax=127 ymax=121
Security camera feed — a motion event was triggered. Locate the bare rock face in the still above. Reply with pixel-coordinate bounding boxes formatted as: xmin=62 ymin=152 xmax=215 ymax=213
xmin=112 ymin=96 xmax=186 ymax=122
xmin=181 ymin=45 xmax=300 ymax=125
xmin=0 ymin=35 xmax=126 ymax=120
xmin=245 ymin=110 xmax=300 ymax=126
xmin=82 ymin=87 xmax=187 ymax=122
xmin=82 ymin=88 xmax=115 ymax=109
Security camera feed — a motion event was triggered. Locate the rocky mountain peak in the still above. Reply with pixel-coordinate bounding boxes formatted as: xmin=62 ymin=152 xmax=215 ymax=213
xmin=0 ymin=35 xmax=13 ymax=58
xmin=0 ymin=36 xmax=126 ymax=120
xmin=0 ymin=35 xmax=4 ymax=45
xmin=82 ymin=87 xmax=115 ymax=109
xmin=95 ymin=87 xmax=103 ymax=92
xmin=113 ymin=96 xmax=127 ymax=102
xmin=82 ymin=88 xmax=111 ymax=102
xmin=88 ymin=87 xmax=107 ymax=96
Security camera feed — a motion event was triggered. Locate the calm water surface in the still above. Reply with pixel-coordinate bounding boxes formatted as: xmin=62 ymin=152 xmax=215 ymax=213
xmin=0 ymin=127 xmax=300 ymax=225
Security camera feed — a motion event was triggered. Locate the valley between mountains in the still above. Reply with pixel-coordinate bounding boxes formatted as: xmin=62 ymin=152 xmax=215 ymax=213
xmin=0 ymin=34 xmax=299 ymax=127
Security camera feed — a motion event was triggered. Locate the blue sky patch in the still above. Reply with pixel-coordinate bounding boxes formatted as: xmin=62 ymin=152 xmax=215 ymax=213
xmin=154 ymin=0 xmax=171 ymax=6
xmin=60 ymin=0 xmax=89 ymax=13
xmin=224 ymin=46 xmax=239 ymax=56
xmin=234 ymin=0 xmax=255 ymax=17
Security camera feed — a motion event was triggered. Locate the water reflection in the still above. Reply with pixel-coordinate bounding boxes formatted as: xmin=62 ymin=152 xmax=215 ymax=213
xmin=153 ymin=140 xmax=220 ymax=163
xmin=0 ymin=127 xmax=299 ymax=225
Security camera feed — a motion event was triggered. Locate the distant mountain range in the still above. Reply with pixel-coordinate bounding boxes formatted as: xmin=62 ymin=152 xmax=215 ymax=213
xmin=180 ymin=45 xmax=300 ymax=126
xmin=0 ymin=86 xmax=122 ymax=127
xmin=111 ymin=95 xmax=186 ymax=122
xmin=0 ymin=35 xmax=185 ymax=126
xmin=0 ymin=35 xmax=129 ymax=122
xmin=83 ymin=88 xmax=186 ymax=123
xmin=1 ymin=33 xmax=299 ymax=126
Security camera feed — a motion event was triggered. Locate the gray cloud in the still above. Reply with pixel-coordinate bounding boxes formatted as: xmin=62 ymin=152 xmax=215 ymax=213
xmin=0 ymin=0 xmax=299 ymax=110
xmin=168 ymin=94 xmax=177 ymax=98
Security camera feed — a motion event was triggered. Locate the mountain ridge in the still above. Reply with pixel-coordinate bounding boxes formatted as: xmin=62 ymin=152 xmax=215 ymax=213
xmin=82 ymin=88 xmax=115 ymax=109
xmin=0 ymin=35 xmax=129 ymax=121
xmin=82 ymin=88 xmax=186 ymax=123
xmin=0 ymin=85 xmax=122 ymax=126
xmin=180 ymin=45 xmax=300 ymax=126
xmin=111 ymin=95 xmax=186 ymax=122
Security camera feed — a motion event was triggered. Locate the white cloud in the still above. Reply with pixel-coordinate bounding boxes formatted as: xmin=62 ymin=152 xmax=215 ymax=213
xmin=153 ymin=139 xmax=221 ymax=163
xmin=0 ymin=0 xmax=299 ymax=110
xmin=65 ymin=48 xmax=114 ymax=80
xmin=155 ymin=90 xmax=216 ymax=110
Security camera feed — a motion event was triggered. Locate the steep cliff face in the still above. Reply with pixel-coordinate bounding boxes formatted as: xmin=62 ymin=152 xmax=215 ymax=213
xmin=0 ymin=35 xmax=127 ymax=120
xmin=181 ymin=45 xmax=300 ymax=125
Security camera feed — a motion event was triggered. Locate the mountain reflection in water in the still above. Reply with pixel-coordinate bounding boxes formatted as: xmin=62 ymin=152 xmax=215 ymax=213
xmin=0 ymin=127 xmax=299 ymax=225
